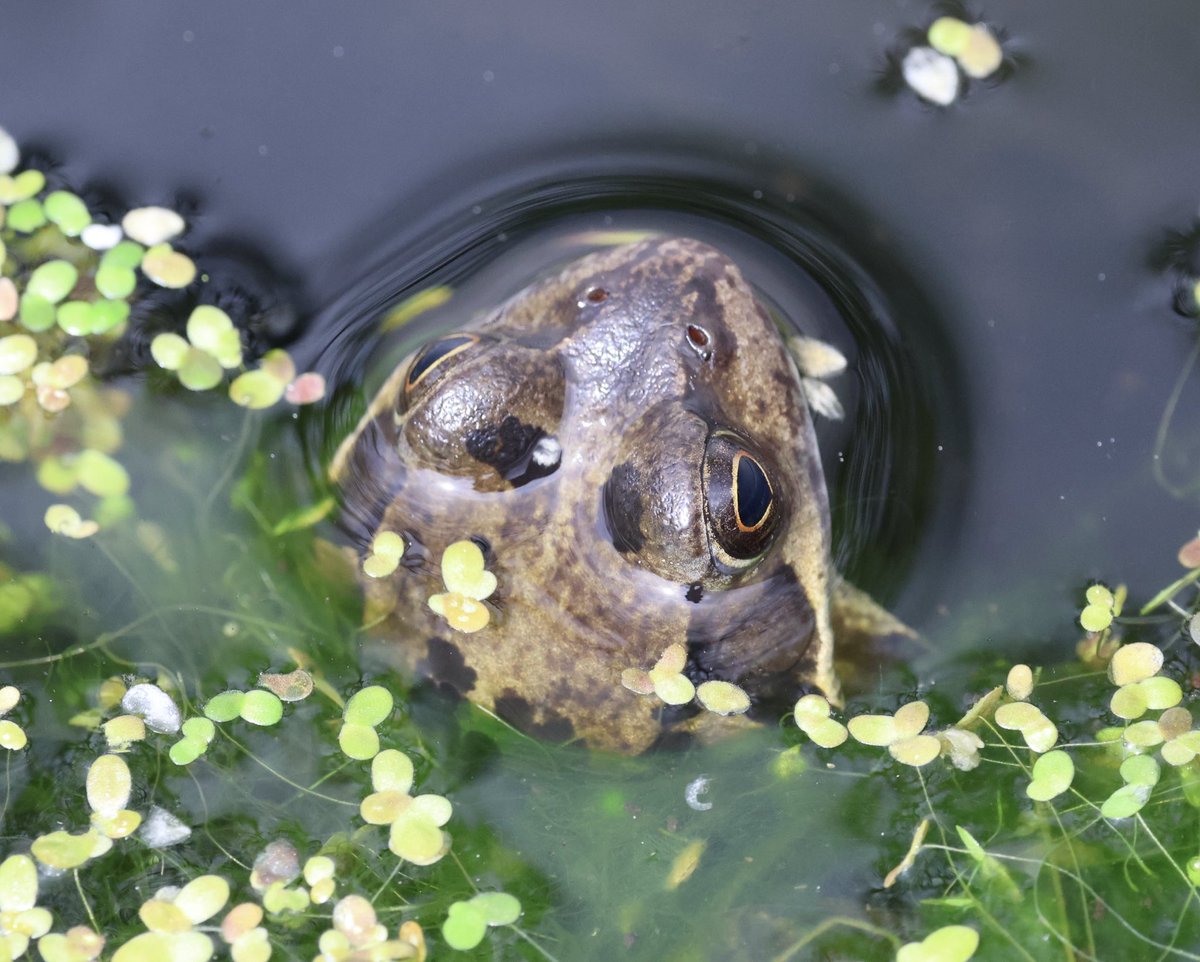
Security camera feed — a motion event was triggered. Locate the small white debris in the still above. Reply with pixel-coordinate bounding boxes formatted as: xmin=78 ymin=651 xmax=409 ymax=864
xmin=140 ymin=806 xmax=192 ymax=848
xmin=122 ymin=206 xmax=186 ymax=246
xmin=684 ymin=774 xmax=714 ymax=811
xmin=802 ymin=378 xmax=845 ymax=420
xmin=532 ymin=436 xmax=562 ymax=468
xmin=0 ymin=126 xmax=18 ymax=175
xmin=81 ymin=223 xmax=124 ymax=251
xmin=790 ymin=336 xmax=847 ymax=380
xmin=121 ymin=682 xmax=182 ymax=733
xmin=902 ymin=46 xmax=959 ymax=106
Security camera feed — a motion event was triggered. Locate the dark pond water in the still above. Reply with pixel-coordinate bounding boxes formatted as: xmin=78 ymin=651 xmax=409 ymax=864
xmin=4 ymin=3 xmax=1200 ymax=960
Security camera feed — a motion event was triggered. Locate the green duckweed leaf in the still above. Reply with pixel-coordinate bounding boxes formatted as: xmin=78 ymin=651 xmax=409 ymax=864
xmin=442 ymin=901 xmax=488 ymax=951
xmin=1109 ymin=642 xmax=1163 ymax=686
xmin=338 ymin=722 xmax=380 ymax=761
xmin=928 ymin=17 xmax=972 ymax=57
xmin=652 ymin=672 xmax=695 ymax=706
xmin=1101 ymin=783 xmax=1151 ymax=819
xmin=43 ymin=190 xmax=91 ymax=235
xmin=469 ymin=891 xmax=521 ymax=926
xmin=76 ymin=450 xmax=130 ymax=497
xmin=112 ymin=931 xmax=214 ymax=962
xmin=86 ymin=753 xmax=132 ymax=815
xmin=0 ymin=333 xmax=37 ymax=375
xmin=177 ymin=347 xmax=223 ymax=391
xmin=893 ymin=701 xmax=930 ymax=739
xmin=94 ymin=263 xmax=137 ymax=300
xmin=100 ymin=240 xmax=145 ymax=269
xmin=175 ymin=874 xmax=230 ymax=924
xmin=440 ymin=539 xmax=497 ymax=600
xmin=848 ymin=713 xmax=898 ymax=747
xmin=239 ymin=690 xmax=283 ymax=726
xmin=7 ymin=198 xmax=46 ymax=233
xmin=203 ymin=690 xmax=246 ymax=722
xmin=695 ymin=680 xmax=750 ymax=715
xmin=1005 ymin=664 xmax=1034 ymax=700
xmin=0 ymin=854 xmax=37 ymax=911
xmin=889 ymin=734 xmax=941 ymax=767
xmin=1140 ymin=676 xmax=1183 ymax=710
xmin=19 ymin=293 xmax=55 ymax=332
xmin=896 ymin=924 xmax=980 ymax=962
xmin=0 ymin=169 xmax=44 ymax=203
xmin=1119 ymin=754 xmax=1161 ymax=788
xmin=389 ymin=812 xmax=445 ymax=863
xmin=229 ymin=370 xmax=285 ymax=410
xmin=181 ymin=717 xmax=216 ymax=742
xmin=1026 ymin=749 xmax=1074 ymax=801
xmin=372 ymin=749 xmax=414 ymax=793
xmin=1123 ymin=719 xmax=1165 ymax=748
xmin=141 ymin=244 xmax=196 ymax=288
xmin=168 ymin=736 xmax=206 ymax=766
xmin=344 ymin=685 xmax=393 ymax=726
xmin=90 ymin=298 xmax=129 ymax=334
xmin=0 ymin=720 xmax=27 ymax=750
xmin=56 ymin=300 xmax=93 ymax=335
xmin=31 ymin=829 xmax=111 ymax=870
xmin=150 ymin=333 xmax=190 ymax=371
xmin=1110 ymin=684 xmax=1148 ymax=720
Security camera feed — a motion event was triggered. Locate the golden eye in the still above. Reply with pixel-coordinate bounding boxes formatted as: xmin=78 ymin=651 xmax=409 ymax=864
xmin=403 ymin=332 xmax=480 ymax=396
xmin=702 ymin=432 xmax=780 ymax=570
xmin=732 ymin=450 xmax=773 ymax=533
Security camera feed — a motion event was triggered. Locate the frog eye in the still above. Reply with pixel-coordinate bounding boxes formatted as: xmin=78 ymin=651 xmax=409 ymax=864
xmin=403 ymin=333 xmax=481 ymax=397
xmin=702 ymin=432 xmax=780 ymax=570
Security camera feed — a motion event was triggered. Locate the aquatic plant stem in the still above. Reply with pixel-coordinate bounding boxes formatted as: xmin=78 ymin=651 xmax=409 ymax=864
xmin=216 ymin=728 xmax=357 ymax=808
xmin=769 ymin=917 xmax=900 ymax=962
xmin=1152 ymin=336 xmax=1200 ymax=500
xmin=73 ymin=868 xmax=99 ymax=932
xmin=202 ymin=410 xmax=258 ymax=520
xmin=915 ymin=768 xmax=1042 ymax=962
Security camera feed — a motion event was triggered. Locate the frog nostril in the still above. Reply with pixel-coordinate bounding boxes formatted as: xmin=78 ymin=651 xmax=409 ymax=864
xmin=685 ymin=324 xmax=712 ymax=360
xmin=585 ymin=286 xmax=608 ymax=303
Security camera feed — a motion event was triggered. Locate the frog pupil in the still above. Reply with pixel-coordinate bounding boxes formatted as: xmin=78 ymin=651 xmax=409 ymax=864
xmin=733 ymin=452 xmax=772 ymax=531
xmin=406 ymin=334 xmax=476 ymax=390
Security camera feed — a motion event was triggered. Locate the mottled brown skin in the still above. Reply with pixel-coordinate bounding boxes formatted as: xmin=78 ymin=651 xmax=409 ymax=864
xmin=332 ymin=237 xmax=840 ymax=752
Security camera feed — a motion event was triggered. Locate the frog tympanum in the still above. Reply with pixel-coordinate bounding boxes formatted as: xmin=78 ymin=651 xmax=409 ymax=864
xmin=332 ymin=236 xmax=896 ymax=752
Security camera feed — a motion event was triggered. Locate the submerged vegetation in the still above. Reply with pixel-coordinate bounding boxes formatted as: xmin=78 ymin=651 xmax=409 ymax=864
xmin=2 ymin=125 xmax=1200 ymax=962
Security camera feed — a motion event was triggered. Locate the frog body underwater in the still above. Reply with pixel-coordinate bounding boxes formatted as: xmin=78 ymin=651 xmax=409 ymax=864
xmin=332 ymin=236 xmax=893 ymax=752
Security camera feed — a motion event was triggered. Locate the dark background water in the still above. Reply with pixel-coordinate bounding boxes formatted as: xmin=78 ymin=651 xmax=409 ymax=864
xmin=7 ymin=2 xmax=1200 ymax=658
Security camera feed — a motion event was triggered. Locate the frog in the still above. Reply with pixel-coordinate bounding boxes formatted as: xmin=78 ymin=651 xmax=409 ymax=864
xmin=330 ymin=235 xmax=904 ymax=753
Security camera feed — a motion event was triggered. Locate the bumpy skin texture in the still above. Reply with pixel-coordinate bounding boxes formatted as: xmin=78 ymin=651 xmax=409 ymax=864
xmin=332 ymin=237 xmax=838 ymax=753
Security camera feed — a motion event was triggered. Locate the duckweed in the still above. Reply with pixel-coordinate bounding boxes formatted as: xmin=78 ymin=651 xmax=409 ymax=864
xmin=927 ymin=16 xmax=972 ymax=57
xmin=43 ymin=190 xmax=91 ymax=236
xmin=695 ymin=679 xmax=750 ymax=715
xmin=229 ymin=369 xmax=286 ymax=409
xmin=362 ymin=530 xmax=405 ymax=578
xmin=442 ymin=892 xmax=521 ymax=950
xmin=6 ymin=198 xmax=45 ymax=233
xmin=897 ymin=925 xmax=979 ymax=962
xmin=0 ymin=168 xmax=44 ymax=202
xmin=121 ymin=206 xmax=185 ymax=246
xmin=1109 ymin=640 xmax=1163 ymax=685
xmin=0 ymin=333 xmax=37 ymax=375
xmin=140 ymin=243 xmax=196 ymax=288
xmin=792 ymin=693 xmax=849 ymax=748
xmin=428 ymin=539 xmax=498 ymax=632
xmin=1026 ymin=750 xmax=1074 ymax=801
